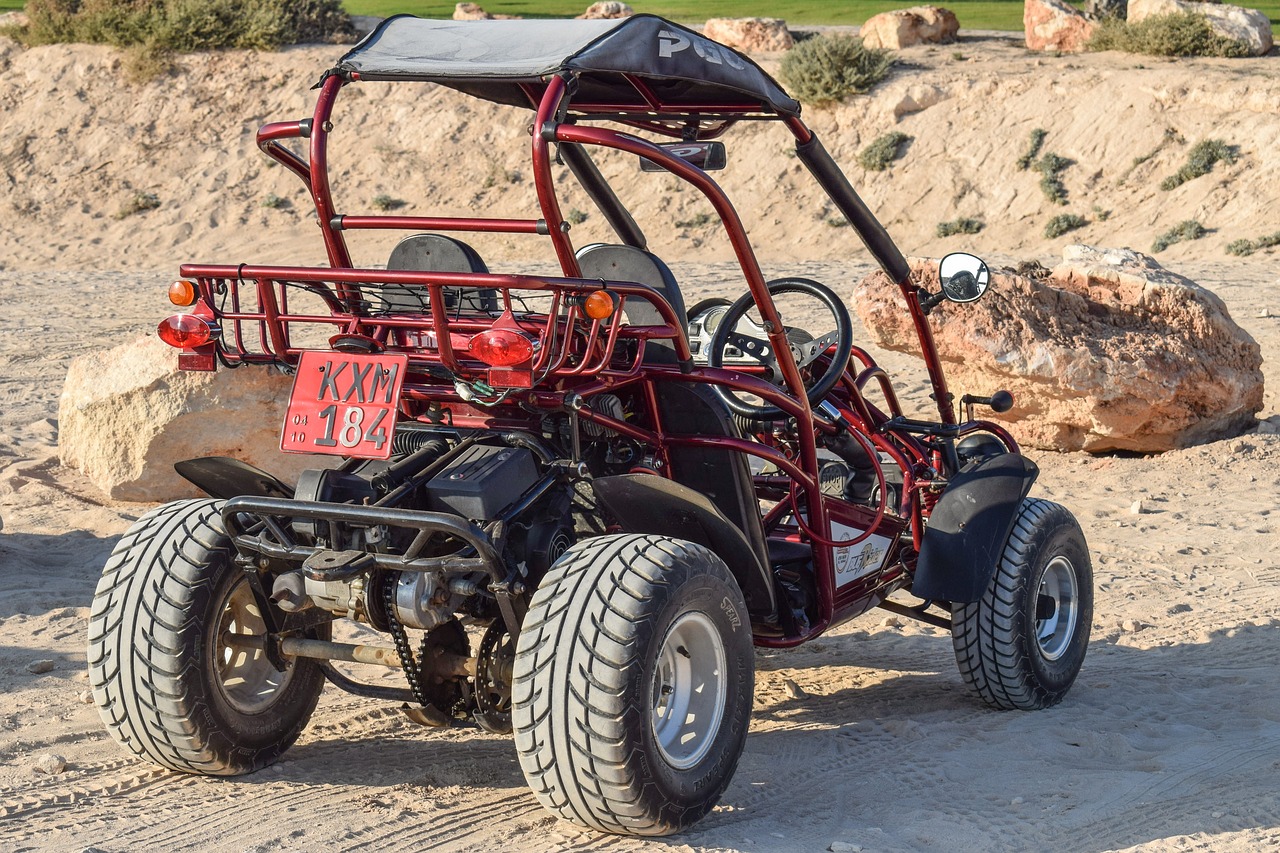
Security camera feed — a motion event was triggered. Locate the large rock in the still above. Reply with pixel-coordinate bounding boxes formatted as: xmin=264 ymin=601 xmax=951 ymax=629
xmin=1024 ymin=0 xmax=1098 ymax=51
xmin=577 ymin=2 xmax=634 ymax=19
xmin=59 ymin=335 xmax=327 ymax=501
xmin=852 ymin=246 xmax=1264 ymax=453
xmin=703 ymin=18 xmax=794 ymax=53
xmin=453 ymin=3 xmax=492 ymax=19
xmin=453 ymin=3 xmax=520 ymax=20
xmin=1128 ymin=0 xmax=1273 ymax=55
xmin=859 ymin=6 xmax=960 ymax=50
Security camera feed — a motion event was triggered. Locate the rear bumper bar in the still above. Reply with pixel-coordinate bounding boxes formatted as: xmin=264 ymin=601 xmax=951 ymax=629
xmin=220 ymin=496 xmax=504 ymax=581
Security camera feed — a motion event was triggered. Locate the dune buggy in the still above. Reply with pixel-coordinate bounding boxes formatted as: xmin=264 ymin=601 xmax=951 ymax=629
xmin=89 ymin=15 xmax=1092 ymax=837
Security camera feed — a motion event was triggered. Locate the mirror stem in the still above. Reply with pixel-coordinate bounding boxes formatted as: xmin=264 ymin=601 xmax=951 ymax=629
xmin=917 ymin=287 xmax=946 ymax=316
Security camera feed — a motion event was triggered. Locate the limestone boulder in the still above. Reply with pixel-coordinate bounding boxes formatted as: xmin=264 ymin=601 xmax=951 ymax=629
xmin=453 ymin=3 xmax=491 ymax=20
xmin=852 ymin=246 xmax=1264 ymax=453
xmin=59 ymin=335 xmax=327 ymax=501
xmin=703 ymin=18 xmax=794 ymax=53
xmin=1024 ymin=0 xmax=1098 ymax=51
xmin=859 ymin=7 xmax=960 ymax=50
xmin=1128 ymin=0 xmax=1273 ymax=55
xmin=453 ymin=3 xmax=520 ymax=20
xmin=577 ymin=2 xmax=634 ymax=19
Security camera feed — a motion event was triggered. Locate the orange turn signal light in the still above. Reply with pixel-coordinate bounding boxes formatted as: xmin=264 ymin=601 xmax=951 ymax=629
xmin=168 ymin=280 xmax=198 ymax=306
xmin=583 ymin=290 xmax=616 ymax=321
xmin=158 ymin=314 xmax=216 ymax=348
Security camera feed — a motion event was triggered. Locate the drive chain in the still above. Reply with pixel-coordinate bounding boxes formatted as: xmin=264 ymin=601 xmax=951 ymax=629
xmin=383 ymin=577 xmax=431 ymax=708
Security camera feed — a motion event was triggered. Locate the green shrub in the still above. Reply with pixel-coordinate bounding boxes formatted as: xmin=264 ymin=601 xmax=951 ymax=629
xmin=115 ymin=190 xmax=160 ymax=219
xmin=1044 ymin=213 xmax=1087 ymax=239
xmin=371 ymin=194 xmax=405 ymax=211
xmin=261 ymin=193 xmax=288 ymax=209
xmin=1226 ymin=231 xmax=1280 ymax=256
xmin=565 ymin=208 xmax=589 ymax=225
xmin=675 ymin=212 xmax=713 ymax=229
xmin=936 ymin=217 xmax=984 ymax=237
xmin=1151 ymin=219 xmax=1206 ymax=252
xmin=858 ymin=132 xmax=911 ymax=171
xmin=12 ymin=0 xmax=354 ymax=60
xmin=1034 ymin=152 xmax=1073 ymax=205
xmin=1160 ymin=139 xmax=1238 ymax=191
xmin=1088 ymin=13 xmax=1250 ymax=58
xmin=1017 ymin=128 xmax=1047 ymax=171
xmin=779 ymin=33 xmax=893 ymax=105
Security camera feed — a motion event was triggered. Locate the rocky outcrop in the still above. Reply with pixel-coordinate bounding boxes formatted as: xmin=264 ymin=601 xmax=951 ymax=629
xmin=452 ymin=3 xmax=521 ymax=20
xmin=702 ymin=18 xmax=795 ymax=53
xmin=453 ymin=3 xmax=491 ymax=20
xmin=58 ymin=336 xmax=326 ymax=501
xmin=1024 ymin=0 xmax=1098 ymax=51
xmin=852 ymin=246 xmax=1264 ymax=453
xmin=577 ymin=2 xmax=634 ymax=19
xmin=859 ymin=6 xmax=960 ymax=50
xmin=1127 ymin=0 xmax=1273 ymax=55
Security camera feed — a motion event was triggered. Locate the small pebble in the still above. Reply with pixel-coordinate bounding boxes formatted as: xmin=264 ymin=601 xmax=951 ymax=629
xmin=79 ymin=690 xmax=95 ymax=705
xmin=1130 ymin=500 xmax=1145 ymax=515
xmin=1258 ymin=308 xmax=1272 ymax=318
xmin=34 ymin=753 xmax=66 ymax=775
xmin=880 ymin=615 xmax=903 ymax=629
xmin=829 ymin=843 xmax=863 ymax=853
xmin=1011 ymin=796 xmax=1024 ymax=805
xmin=1122 ymin=619 xmax=1142 ymax=633
xmin=26 ymin=659 xmax=56 ymax=674
xmin=782 ymin=678 xmax=806 ymax=700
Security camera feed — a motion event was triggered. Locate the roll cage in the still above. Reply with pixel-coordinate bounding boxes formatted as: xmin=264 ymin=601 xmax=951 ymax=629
xmin=177 ymin=16 xmax=1014 ymax=646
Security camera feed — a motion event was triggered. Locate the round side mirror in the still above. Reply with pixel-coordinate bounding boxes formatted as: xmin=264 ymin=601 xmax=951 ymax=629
xmin=938 ymin=252 xmax=991 ymax=303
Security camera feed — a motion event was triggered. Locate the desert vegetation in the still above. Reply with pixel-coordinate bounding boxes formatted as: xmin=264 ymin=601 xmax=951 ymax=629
xmin=936 ymin=217 xmax=984 ymax=237
xmin=1088 ymin=12 xmax=1252 ymax=57
xmin=1161 ymin=139 xmax=1239 ymax=191
xmin=1227 ymin=231 xmax=1280 ymax=256
xmin=1152 ymin=219 xmax=1206 ymax=252
xmin=2 ymin=0 xmax=353 ymax=77
xmin=779 ymin=33 xmax=893 ymax=105
xmin=858 ymin=131 xmax=911 ymax=171
xmin=1044 ymin=213 xmax=1087 ymax=239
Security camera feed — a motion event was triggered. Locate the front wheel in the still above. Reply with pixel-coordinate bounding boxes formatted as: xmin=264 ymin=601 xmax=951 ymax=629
xmin=512 ymin=535 xmax=754 ymax=836
xmin=951 ymin=498 xmax=1093 ymax=710
xmin=88 ymin=499 xmax=327 ymax=775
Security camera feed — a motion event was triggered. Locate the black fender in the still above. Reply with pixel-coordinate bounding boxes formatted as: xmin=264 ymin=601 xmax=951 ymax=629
xmin=912 ymin=453 xmax=1039 ymax=603
xmin=174 ymin=456 xmax=294 ymax=500
xmin=591 ymin=473 xmax=775 ymax=619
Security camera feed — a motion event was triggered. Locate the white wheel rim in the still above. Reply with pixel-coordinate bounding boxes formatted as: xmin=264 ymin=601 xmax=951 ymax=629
xmin=1036 ymin=556 xmax=1080 ymax=661
xmin=651 ymin=611 xmax=728 ymax=770
xmin=216 ymin=580 xmax=293 ymax=714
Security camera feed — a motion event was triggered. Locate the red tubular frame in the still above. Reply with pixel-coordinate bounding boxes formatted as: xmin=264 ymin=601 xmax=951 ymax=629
xmin=224 ymin=65 xmax=990 ymax=647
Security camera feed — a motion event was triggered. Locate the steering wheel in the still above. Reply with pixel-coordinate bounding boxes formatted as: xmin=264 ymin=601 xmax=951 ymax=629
xmin=705 ymin=277 xmax=854 ymax=420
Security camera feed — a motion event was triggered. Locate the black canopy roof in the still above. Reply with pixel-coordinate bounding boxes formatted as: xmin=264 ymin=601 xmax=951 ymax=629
xmin=336 ymin=15 xmax=801 ymax=118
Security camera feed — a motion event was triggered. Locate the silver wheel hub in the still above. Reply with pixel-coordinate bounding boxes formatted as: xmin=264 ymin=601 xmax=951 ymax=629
xmin=216 ymin=580 xmax=293 ymax=714
xmin=651 ymin=611 xmax=727 ymax=770
xmin=1036 ymin=556 xmax=1080 ymax=661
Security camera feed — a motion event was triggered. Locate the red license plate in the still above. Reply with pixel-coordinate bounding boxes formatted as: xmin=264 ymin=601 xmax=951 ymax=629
xmin=281 ymin=351 xmax=408 ymax=459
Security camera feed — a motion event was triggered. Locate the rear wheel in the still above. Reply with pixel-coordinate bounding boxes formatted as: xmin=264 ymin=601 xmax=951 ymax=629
xmin=88 ymin=499 xmax=327 ymax=774
xmin=512 ymin=534 xmax=754 ymax=836
xmin=951 ymin=498 xmax=1093 ymax=710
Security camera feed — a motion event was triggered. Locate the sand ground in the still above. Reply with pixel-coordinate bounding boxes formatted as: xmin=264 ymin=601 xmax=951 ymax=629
xmin=0 ymin=25 xmax=1278 ymax=853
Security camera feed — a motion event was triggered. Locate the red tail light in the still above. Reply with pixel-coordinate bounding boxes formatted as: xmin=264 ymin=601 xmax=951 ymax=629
xmin=469 ymin=329 xmax=534 ymax=367
xmin=158 ymin=314 xmax=216 ymax=348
